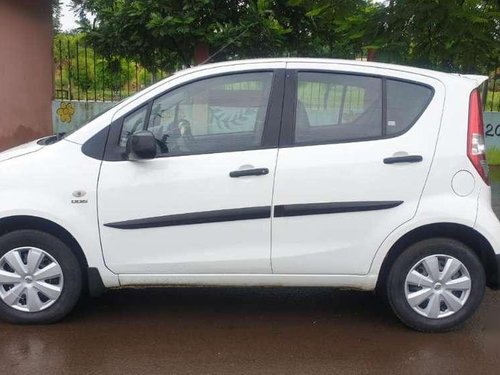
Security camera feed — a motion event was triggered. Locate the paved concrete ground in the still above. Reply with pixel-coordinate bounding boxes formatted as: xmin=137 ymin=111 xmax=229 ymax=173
xmin=0 ymin=177 xmax=499 ymax=375
xmin=2 ymin=288 xmax=500 ymax=375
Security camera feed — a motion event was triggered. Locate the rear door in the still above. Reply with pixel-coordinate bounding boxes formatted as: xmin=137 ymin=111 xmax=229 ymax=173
xmin=271 ymin=62 xmax=444 ymax=274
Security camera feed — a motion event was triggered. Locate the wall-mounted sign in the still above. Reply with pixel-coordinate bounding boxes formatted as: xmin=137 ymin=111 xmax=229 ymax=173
xmin=484 ymin=112 xmax=500 ymax=165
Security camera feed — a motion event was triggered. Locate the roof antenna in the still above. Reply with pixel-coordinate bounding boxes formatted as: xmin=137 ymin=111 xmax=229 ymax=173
xmin=199 ymin=22 xmax=258 ymax=65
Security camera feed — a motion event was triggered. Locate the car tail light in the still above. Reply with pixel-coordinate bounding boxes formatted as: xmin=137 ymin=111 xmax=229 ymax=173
xmin=467 ymin=89 xmax=489 ymax=185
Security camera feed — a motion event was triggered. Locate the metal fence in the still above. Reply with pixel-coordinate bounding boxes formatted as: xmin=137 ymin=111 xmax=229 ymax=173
xmin=53 ymin=35 xmax=500 ymax=111
xmin=487 ymin=67 xmax=500 ymax=112
xmin=54 ymin=36 xmax=168 ymax=102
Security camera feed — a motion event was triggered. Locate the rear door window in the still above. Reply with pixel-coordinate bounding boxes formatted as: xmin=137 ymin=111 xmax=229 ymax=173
xmin=295 ymin=72 xmax=383 ymax=144
xmin=291 ymin=72 xmax=434 ymax=146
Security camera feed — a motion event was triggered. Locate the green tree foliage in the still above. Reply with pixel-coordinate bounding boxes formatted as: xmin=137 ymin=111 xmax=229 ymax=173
xmin=371 ymin=0 xmax=500 ymax=73
xmin=70 ymin=0 xmax=499 ymax=75
xmin=73 ymin=0 xmax=283 ymax=70
xmin=73 ymin=0 xmax=370 ymax=71
xmin=53 ymin=0 xmax=63 ymax=33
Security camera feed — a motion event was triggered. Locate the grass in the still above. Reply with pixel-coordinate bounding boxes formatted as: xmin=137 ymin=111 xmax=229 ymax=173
xmin=486 ymin=91 xmax=500 ymax=112
xmin=487 ymin=147 xmax=500 ymax=166
xmin=490 ymin=164 xmax=500 ymax=182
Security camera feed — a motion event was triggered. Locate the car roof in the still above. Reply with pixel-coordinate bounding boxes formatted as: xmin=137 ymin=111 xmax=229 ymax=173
xmin=172 ymin=57 xmax=486 ymax=86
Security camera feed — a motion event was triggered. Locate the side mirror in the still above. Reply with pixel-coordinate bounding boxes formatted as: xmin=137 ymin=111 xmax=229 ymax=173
xmin=125 ymin=131 xmax=157 ymax=160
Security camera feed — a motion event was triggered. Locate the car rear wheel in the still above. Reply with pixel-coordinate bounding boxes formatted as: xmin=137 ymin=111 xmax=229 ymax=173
xmin=387 ymin=238 xmax=485 ymax=332
xmin=0 ymin=230 xmax=82 ymax=324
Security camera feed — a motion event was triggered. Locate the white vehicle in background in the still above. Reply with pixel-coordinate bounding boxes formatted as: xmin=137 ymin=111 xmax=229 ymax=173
xmin=0 ymin=58 xmax=498 ymax=332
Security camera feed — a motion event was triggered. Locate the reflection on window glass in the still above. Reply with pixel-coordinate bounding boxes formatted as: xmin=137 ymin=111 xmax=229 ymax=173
xmin=386 ymin=80 xmax=433 ymax=135
xmin=295 ymin=73 xmax=383 ymax=144
xmin=147 ymin=72 xmax=273 ymax=155
xmin=119 ymin=106 xmax=148 ymax=147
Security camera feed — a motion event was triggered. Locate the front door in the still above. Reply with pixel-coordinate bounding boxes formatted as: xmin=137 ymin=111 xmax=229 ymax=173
xmin=271 ymin=64 xmax=443 ymax=275
xmin=98 ymin=70 xmax=284 ymax=274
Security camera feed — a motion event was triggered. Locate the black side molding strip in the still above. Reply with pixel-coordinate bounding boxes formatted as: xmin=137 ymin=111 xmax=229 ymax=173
xmin=105 ymin=201 xmax=403 ymax=229
xmin=274 ymin=201 xmax=404 ymax=218
xmin=104 ymin=206 xmax=271 ymax=230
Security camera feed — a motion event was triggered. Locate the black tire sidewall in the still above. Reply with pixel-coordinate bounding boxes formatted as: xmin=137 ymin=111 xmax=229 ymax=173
xmin=387 ymin=238 xmax=485 ymax=332
xmin=0 ymin=230 xmax=82 ymax=324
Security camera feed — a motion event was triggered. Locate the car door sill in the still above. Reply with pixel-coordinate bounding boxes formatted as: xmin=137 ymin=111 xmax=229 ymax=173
xmin=118 ymin=274 xmax=377 ymax=290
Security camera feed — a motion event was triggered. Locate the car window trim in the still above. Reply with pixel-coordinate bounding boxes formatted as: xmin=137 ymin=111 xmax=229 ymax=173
xmin=101 ymin=69 xmax=285 ymax=162
xmin=279 ymin=69 xmax=435 ymax=148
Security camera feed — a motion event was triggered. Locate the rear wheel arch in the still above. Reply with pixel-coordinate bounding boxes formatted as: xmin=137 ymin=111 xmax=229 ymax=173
xmin=376 ymin=223 xmax=497 ymax=293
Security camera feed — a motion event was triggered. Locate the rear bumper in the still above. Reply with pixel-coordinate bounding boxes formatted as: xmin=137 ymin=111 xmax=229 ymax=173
xmin=474 ymin=192 xmax=500 ymax=290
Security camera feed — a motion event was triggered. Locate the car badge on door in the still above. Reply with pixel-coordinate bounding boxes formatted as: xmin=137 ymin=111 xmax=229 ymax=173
xmin=72 ymin=190 xmax=88 ymax=204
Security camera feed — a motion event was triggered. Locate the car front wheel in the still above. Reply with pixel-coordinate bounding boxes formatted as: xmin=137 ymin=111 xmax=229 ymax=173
xmin=387 ymin=238 xmax=485 ymax=332
xmin=0 ymin=230 xmax=82 ymax=324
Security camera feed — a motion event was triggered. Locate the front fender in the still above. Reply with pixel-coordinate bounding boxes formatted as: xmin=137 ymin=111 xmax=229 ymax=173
xmin=0 ymin=140 xmax=119 ymax=287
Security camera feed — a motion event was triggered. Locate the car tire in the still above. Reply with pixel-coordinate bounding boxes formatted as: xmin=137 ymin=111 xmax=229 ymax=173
xmin=0 ymin=230 xmax=82 ymax=324
xmin=387 ymin=238 xmax=485 ymax=332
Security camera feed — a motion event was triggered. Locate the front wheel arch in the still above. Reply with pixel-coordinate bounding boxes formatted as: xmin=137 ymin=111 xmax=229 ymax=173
xmin=0 ymin=215 xmax=88 ymax=284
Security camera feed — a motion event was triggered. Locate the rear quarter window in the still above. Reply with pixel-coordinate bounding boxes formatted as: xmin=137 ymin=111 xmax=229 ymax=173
xmin=386 ymin=80 xmax=434 ymax=135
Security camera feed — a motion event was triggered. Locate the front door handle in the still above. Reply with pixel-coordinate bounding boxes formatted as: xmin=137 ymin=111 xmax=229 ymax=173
xmin=383 ymin=155 xmax=423 ymax=164
xmin=229 ymin=168 xmax=269 ymax=178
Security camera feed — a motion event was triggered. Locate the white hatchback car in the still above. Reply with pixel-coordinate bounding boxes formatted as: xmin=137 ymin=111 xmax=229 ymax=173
xmin=0 ymin=58 xmax=498 ymax=331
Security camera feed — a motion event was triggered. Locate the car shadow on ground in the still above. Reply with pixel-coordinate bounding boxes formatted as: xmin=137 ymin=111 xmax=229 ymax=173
xmin=73 ymin=286 xmax=393 ymax=325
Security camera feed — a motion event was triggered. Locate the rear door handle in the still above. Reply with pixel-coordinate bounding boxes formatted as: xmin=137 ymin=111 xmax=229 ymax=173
xmin=229 ymin=168 xmax=269 ymax=178
xmin=383 ymin=155 xmax=423 ymax=164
